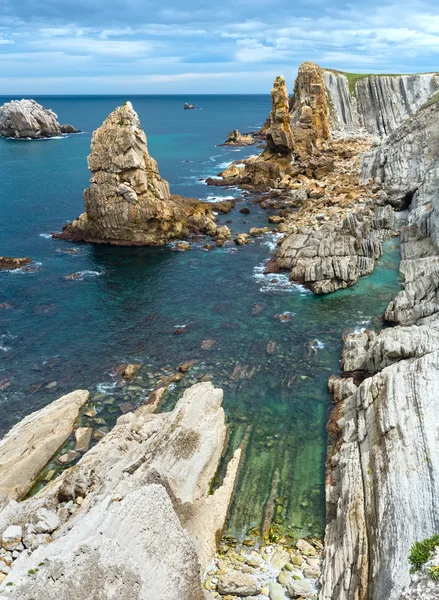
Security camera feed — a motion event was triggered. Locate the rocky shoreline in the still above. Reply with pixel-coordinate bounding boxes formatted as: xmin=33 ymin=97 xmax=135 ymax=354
xmin=1 ymin=62 xmax=439 ymax=599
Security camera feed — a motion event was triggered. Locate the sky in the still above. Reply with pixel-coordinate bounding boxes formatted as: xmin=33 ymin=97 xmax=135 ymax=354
xmin=0 ymin=0 xmax=438 ymax=94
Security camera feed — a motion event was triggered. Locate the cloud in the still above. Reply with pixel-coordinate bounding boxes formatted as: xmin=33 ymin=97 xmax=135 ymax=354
xmin=0 ymin=0 xmax=438 ymax=93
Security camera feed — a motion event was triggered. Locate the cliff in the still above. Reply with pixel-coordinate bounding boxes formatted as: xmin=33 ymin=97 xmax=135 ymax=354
xmin=320 ymin=96 xmax=439 ymax=599
xmin=0 ymin=382 xmax=241 ymax=599
xmin=323 ymin=70 xmax=438 ymax=137
xmin=0 ymin=99 xmax=79 ymax=139
xmin=55 ymin=102 xmax=217 ymax=245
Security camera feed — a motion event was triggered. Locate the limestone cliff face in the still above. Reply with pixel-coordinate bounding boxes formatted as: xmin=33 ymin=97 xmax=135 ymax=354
xmin=290 ymin=62 xmax=331 ymax=156
xmin=0 ymin=99 xmax=78 ymax=139
xmin=56 ymin=102 xmax=217 ymax=245
xmin=323 ymin=70 xmax=438 ymax=137
xmin=266 ymin=76 xmax=295 ymax=154
xmin=321 ymin=97 xmax=439 ymax=600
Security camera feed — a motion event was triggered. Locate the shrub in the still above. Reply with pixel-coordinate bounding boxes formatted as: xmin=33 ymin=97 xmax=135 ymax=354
xmin=409 ymin=534 xmax=439 ymax=572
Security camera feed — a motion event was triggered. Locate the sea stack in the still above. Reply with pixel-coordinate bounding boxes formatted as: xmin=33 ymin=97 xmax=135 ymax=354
xmin=290 ymin=62 xmax=331 ymax=156
xmin=55 ymin=102 xmax=217 ymax=245
xmin=266 ymin=75 xmax=295 ymax=155
xmin=0 ymin=99 xmax=79 ymax=139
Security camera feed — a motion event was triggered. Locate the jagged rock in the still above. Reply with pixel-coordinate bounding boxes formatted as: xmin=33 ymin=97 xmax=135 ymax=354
xmin=266 ymin=76 xmax=295 ymax=154
xmin=0 ymin=390 xmax=89 ymax=501
xmin=273 ymin=207 xmax=394 ymax=294
xmin=291 ymin=62 xmax=331 ymax=156
xmin=0 ymin=100 xmax=79 ymax=139
xmin=0 ymin=257 xmax=31 ymax=271
xmin=221 ymin=129 xmax=255 ymax=146
xmin=0 ymin=383 xmax=241 ymax=599
xmin=54 ymin=102 xmax=217 ymax=245
xmin=1 ymin=526 xmax=22 ymax=551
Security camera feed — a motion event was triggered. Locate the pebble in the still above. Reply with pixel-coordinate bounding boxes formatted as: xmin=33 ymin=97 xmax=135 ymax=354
xmin=58 ymin=450 xmax=80 ymax=465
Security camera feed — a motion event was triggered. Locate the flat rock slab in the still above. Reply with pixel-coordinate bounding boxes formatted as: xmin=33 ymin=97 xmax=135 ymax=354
xmin=0 ymin=390 xmax=89 ymax=500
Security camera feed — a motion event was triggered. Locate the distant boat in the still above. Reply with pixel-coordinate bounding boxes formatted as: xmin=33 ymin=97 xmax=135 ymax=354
xmin=184 ymin=103 xmax=200 ymax=110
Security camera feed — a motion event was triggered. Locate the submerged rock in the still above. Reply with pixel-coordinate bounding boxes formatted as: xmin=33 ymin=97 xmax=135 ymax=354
xmin=54 ymin=102 xmax=217 ymax=246
xmin=0 ymin=99 xmax=79 ymax=139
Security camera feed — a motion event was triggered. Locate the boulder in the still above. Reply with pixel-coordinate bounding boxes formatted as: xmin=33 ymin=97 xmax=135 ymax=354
xmin=217 ymin=571 xmax=261 ymax=596
xmin=54 ymin=102 xmax=217 ymax=246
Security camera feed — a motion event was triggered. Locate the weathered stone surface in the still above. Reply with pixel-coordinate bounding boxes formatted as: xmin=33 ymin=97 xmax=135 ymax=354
xmin=0 ymin=257 xmax=31 ymax=270
xmin=291 ymin=62 xmax=331 ymax=156
xmin=266 ymin=76 xmax=294 ymax=155
xmin=274 ymin=206 xmax=393 ymax=293
xmin=55 ymin=102 xmax=217 ymax=245
xmin=217 ymin=571 xmax=261 ymax=596
xmin=74 ymin=427 xmax=93 ymax=453
xmin=0 ymin=383 xmax=240 ymax=599
xmin=0 ymin=390 xmax=89 ymax=501
xmin=0 ymin=99 xmax=78 ymax=139
xmin=324 ymin=70 xmax=438 ymax=137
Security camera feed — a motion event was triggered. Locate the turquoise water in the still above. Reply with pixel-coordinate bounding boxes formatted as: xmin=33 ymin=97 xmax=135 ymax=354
xmin=0 ymin=95 xmax=401 ymax=539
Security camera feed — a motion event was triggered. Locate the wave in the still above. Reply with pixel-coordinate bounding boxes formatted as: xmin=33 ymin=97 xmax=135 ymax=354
xmin=39 ymin=233 xmax=53 ymax=239
xmin=64 ymin=270 xmax=103 ymax=281
xmin=205 ymin=194 xmax=236 ymax=202
xmin=253 ymin=262 xmax=311 ymax=295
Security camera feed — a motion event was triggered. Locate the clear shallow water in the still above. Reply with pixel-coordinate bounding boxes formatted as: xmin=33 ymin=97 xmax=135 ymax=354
xmin=0 ymin=95 xmax=402 ymax=539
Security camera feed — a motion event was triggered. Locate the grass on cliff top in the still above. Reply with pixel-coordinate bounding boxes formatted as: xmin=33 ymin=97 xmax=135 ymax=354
xmin=327 ymin=69 xmax=439 ymax=95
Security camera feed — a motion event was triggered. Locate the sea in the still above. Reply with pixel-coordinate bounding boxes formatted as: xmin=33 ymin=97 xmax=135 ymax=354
xmin=0 ymin=94 xmax=402 ymax=539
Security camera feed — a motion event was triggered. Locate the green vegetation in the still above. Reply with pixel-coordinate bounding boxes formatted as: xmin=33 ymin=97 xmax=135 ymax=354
xmin=427 ymin=565 xmax=439 ymax=580
xmin=408 ymin=534 xmax=439 ymax=573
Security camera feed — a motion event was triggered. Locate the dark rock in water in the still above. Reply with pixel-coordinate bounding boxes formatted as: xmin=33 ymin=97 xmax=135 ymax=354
xmin=0 ymin=99 xmax=79 ymax=139
xmin=0 ymin=256 xmax=32 ymax=270
xmin=239 ymin=206 xmax=251 ymax=214
xmin=264 ymin=258 xmax=280 ymax=274
xmin=60 ymin=124 xmax=80 ymax=134
xmin=209 ymin=200 xmax=235 ymax=214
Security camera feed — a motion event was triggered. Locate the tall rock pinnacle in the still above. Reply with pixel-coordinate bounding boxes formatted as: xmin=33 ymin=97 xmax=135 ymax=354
xmin=55 ymin=102 xmax=217 ymax=245
xmin=266 ymin=76 xmax=295 ymax=155
xmin=291 ymin=62 xmax=331 ymax=156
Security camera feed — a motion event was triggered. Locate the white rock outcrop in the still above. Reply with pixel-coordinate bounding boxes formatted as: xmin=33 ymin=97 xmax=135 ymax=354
xmin=0 ymin=382 xmax=241 ymax=599
xmin=0 ymin=390 xmax=89 ymax=502
xmin=0 ymin=99 xmax=78 ymax=139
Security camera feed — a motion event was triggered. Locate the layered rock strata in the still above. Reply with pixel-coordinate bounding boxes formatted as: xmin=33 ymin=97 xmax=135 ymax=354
xmin=274 ymin=205 xmax=394 ymax=293
xmin=55 ymin=102 xmax=218 ymax=245
xmin=321 ymin=98 xmax=439 ymax=600
xmin=206 ymin=76 xmax=295 ymax=191
xmin=0 ymin=382 xmax=240 ymax=599
xmin=0 ymin=99 xmax=79 ymax=139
